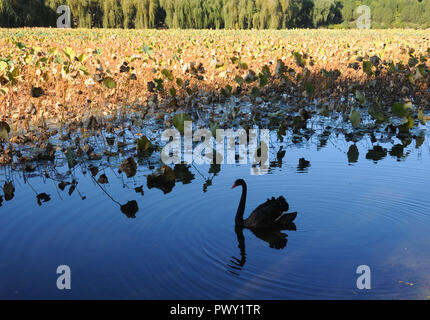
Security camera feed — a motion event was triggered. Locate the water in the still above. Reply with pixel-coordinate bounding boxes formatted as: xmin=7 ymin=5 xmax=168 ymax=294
xmin=1 ymin=114 xmax=430 ymax=299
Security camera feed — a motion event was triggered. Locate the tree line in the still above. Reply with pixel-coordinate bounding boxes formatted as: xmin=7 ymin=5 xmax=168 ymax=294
xmin=1 ymin=0 xmax=429 ymax=29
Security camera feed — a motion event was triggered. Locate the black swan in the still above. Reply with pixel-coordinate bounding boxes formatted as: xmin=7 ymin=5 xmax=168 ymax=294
xmin=232 ymin=179 xmax=297 ymax=229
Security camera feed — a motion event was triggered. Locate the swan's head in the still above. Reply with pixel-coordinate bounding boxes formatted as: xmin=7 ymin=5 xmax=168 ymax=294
xmin=232 ymin=179 xmax=246 ymax=189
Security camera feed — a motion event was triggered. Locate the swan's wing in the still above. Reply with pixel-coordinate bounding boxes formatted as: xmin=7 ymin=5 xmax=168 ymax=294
xmin=246 ymin=197 xmax=290 ymax=227
xmin=274 ymin=212 xmax=298 ymax=226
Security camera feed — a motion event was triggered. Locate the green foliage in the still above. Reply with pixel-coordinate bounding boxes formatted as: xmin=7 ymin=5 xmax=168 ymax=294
xmin=161 ymin=69 xmax=174 ymax=81
xmin=65 ymin=148 xmax=77 ymax=169
xmin=362 ymin=61 xmax=373 ymax=76
xmin=392 ymin=102 xmax=413 ymax=118
xmin=321 ymin=68 xmax=340 ymax=79
xmin=349 ymin=109 xmax=361 ymax=129
xmin=418 ymin=110 xmax=426 ymax=125
xmin=355 ymin=90 xmax=366 ymax=106
xmin=305 ymin=83 xmax=315 ymax=97
xmin=103 ymin=77 xmax=117 ymax=89
xmin=172 ymin=113 xmax=192 ymax=134
xmin=137 ymin=135 xmax=155 ymax=155
xmin=141 ymin=44 xmax=154 ymax=55
xmin=221 ymin=84 xmax=232 ymax=97
xmin=0 ymin=121 xmax=10 ymax=142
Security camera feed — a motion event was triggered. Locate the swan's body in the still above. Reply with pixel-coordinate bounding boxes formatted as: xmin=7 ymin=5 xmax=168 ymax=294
xmin=232 ymin=179 xmax=297 ymax=229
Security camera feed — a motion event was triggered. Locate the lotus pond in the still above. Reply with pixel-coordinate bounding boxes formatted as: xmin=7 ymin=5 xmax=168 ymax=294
xmin=0 ymin=100 xmax=430 ymax=300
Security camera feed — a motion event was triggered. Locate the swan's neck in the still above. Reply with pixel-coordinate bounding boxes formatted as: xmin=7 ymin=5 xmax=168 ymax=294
xmin=235 ymin=184 xmax=247 ymax=225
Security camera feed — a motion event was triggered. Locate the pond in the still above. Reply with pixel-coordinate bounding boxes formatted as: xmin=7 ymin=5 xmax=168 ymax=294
xmin=0 ymin=109 xmax=430 ymax=300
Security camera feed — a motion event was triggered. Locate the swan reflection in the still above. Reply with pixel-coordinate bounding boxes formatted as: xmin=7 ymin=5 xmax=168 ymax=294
xmin=228 ymin=223 xmax=297 ymax=275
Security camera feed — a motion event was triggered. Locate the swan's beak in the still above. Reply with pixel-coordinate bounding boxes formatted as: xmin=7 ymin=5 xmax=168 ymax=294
xmin=231 ymin=184 xmax=236 ymax=189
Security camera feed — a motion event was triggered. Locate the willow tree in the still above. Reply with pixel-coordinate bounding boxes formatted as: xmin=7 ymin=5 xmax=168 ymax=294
xmin=0 ymin=0 xmax=18 ymax=27
xmin=132 ymin=0 xmax=163 ymax=29
xmin=0 ymin=0 xmax=56 ymax=27
xmin=313 ymin=0 xmax=337 ymax=27
xmin=102 ymin=0 xmax=123 ymax=28
xmin=206 ymin=0 xmax=223 ymax=29
xmin=159 ymin=0 xmax=175 ymax=27
xmin=223 ymin=0 xmax=240 ymax=29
